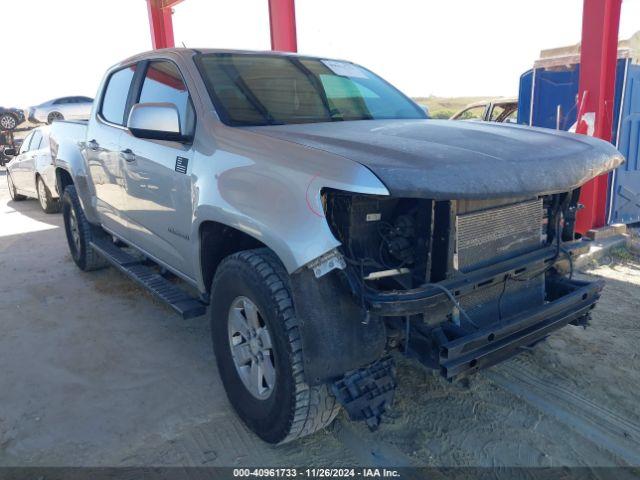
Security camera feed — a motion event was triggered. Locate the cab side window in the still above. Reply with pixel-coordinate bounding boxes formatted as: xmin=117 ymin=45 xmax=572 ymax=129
xmin=139 ymin=60 xmax=195 ymax=135
xmin=101 ymin=65 xmax=137 ymax=125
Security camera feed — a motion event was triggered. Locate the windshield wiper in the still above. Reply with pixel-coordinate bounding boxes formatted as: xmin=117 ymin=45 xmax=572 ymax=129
xmin=288 ymin=59 xmax=343 ymax=122
xmin=328 ymin=108 xmax=344 ymax=121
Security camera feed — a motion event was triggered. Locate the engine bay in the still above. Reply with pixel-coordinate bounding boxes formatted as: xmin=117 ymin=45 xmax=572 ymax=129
xmin=322 ymin=187 xmax=584 ymax=328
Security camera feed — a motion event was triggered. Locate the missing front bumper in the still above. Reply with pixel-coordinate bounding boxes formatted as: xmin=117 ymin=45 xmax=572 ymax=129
xmin=431 ymin=277 xmax=603 ymax=380
xmin=357 ymin=241 xmax=602 ymax=381
xmin=364 ymin=241 xmax=589 ymax=317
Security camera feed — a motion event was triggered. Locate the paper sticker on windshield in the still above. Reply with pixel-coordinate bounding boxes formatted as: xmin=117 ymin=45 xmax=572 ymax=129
xmin=321 ymin=60 xmax=368 ymax=79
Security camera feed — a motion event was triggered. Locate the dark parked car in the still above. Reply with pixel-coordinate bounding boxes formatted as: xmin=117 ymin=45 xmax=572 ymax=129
xmin=0 ymin=131 xmax=22 ymax=166
xmin=0 ymin=107 xmax=26 ymax=131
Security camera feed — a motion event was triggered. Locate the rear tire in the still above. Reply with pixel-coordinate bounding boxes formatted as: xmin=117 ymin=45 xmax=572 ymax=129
xmin=7 ymin=172 xmax=26 ymax=201
xmin=47 ymin=112 xmax=64 ymax=124
xmin=36 ymin=176 xmax=60 ymax=213
xmin=61 ymin=185 xmax=108 ymax=271
xmin=210 ymin=249 xmax=340 ymax=444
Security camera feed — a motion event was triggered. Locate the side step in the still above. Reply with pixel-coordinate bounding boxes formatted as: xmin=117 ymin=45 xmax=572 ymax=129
xmin=90 ymin=237 xmax=207 ymax=320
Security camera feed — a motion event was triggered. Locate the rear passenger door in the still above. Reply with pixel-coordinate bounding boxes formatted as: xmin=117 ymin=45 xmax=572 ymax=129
xmin=9 ymin=132 xmax=33 ymax=190
xmin=17 ymin=130 xmax=41 ymax=194
xmin=26 ymin=130 xmax=46 ymax=192
xmin=35 ymin=131 xmax=57 ymax=191
xmin=120 ymin=59 xmax=197 ymax=278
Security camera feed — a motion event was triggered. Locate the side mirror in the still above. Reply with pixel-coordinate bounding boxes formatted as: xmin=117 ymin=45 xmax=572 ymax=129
xmin=126 ymin=102 xmax=191 ymax=142
xmin=3 ymin=148 xmax=17 ymax=157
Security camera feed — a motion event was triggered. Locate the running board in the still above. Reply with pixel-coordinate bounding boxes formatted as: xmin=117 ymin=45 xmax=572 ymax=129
xmin=90 ymin=238 xmax=206 ymax=320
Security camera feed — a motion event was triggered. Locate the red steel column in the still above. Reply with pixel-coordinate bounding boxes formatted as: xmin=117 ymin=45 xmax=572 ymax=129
xmin=268 ymin=0 xmax=297 ymax=52
xmin=575 ymin=0 xmax=622 ymax=233
xmin=147 ymin=0 xmax=183 ymax=49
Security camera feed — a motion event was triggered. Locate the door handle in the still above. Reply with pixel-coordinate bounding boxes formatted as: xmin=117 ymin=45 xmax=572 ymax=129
xmin=120 ymin=149 xmax=136 ymax=162
xmin=87 ymin=139 xmax=99 ymax=151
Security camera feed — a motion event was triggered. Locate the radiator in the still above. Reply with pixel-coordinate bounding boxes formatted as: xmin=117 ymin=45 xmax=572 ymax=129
xmin=456 ymin=198 xmax=543 ymax=273
xmin=455 ymin=199 xmax=545 ymax=327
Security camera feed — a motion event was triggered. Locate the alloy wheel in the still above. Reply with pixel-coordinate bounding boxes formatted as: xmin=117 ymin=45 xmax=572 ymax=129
xmin=48 ymin=112 xmax=63 ymax=124
xmin=7 ymin=174 xmax=14 ymax=196
xmin=0 ymin=114 xmax=17 ymax=130
xmin=227 ymin=296 xmax=276 ymax=400
xmin=68 ymin=206 xmax=81 ymax=255
xmin=37 ymin=178 xmax=48 ymax=210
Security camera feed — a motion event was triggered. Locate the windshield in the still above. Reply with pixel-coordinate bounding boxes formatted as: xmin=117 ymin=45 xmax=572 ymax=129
xmin=196 ymin=53 xmax=426 ymax=126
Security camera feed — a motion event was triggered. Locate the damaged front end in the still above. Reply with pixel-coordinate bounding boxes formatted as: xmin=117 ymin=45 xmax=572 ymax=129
xmin=296 ymin=188 xmax=604 ymax=427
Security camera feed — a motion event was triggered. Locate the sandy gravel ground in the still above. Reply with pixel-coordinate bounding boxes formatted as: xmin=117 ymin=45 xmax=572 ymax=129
xmin=0 ymin=166 xmax=639 ymax=470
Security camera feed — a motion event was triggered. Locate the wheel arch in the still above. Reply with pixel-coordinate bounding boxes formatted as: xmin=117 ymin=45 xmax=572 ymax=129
xmin=55 ymin=167 xmax=74 ymax=196
xmin=198 ymin=220 xmax=270 ymax=295
xmin=51 ymin=140 xmax=100 ymax=224
xmin=34 ymin=171 xmax=43 ymax=194
xmin=197 ymin=219 xmax=387 ymax=387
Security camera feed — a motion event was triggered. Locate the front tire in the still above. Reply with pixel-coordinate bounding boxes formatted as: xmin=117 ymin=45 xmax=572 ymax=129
xmin=210 ymin=249 xmax=340 ymax=444
xmin=36 ymin=176 xmax=60 ymax=213
xmin=7 ymin=172 xmax=26 ymax=201
xmin=61 ymin=185 xmax=108 ymax=271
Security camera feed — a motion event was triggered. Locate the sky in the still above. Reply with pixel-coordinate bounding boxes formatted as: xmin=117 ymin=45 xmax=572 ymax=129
xmin=1 ymin=0 xmax=639 ymax=108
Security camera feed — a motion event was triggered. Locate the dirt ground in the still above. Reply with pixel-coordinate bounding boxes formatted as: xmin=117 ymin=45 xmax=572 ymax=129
xmin=0 ymin=166 xmax=639 ymax=469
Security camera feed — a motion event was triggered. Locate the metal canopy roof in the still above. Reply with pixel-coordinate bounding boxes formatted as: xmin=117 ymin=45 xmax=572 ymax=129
xmin=143 ymin=0 xmax=622 ymax=231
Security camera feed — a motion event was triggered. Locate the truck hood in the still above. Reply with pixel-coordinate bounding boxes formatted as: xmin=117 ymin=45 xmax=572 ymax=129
xmin=246 ymin=119 xmax=624 ymax=199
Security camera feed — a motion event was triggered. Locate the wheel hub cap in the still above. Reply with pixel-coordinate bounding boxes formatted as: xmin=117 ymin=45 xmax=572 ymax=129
xmin=38 ymin=180 xmax=47 ymax=208
xmin=69 ymin=208 xmax=81 ymax=252
xmin=227 ymin=296 xmax=276 ymax=400
xmin=1 ymin=116 xmax=15 ymax=129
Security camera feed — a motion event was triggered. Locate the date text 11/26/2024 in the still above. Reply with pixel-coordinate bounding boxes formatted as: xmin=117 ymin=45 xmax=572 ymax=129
xmin=232 ymin=468 xmax=401 ymax=478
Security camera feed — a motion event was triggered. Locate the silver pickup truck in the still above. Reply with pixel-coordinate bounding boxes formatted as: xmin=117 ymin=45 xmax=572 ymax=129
xmin=50 ymin=48 xmax=624 ymax=444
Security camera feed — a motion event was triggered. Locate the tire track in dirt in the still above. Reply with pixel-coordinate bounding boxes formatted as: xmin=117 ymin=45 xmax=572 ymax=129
xmin=486 ymin=364 xmax=640 ymax=465
xmin=330 ymin=418 xmax=416 ymax=468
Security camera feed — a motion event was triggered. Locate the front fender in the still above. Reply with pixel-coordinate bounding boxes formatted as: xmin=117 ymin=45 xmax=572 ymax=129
xmin=190 ymin=129 xmax=389 ymax=278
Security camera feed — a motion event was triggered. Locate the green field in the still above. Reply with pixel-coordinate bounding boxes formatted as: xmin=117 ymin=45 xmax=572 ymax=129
xmin=413 ymin=96 xmax=489 ymax=119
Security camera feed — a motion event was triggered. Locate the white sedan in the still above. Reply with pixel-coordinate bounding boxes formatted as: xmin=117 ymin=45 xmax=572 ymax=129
xmin=29 ymin=96 xmax=93 ymax=124
xmin=5 ymin=126 xmax=60 ymax=213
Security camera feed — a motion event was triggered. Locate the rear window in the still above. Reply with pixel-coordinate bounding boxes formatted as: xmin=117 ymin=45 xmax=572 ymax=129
xmin=101 ymin=65 xmax=136 ymax=125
